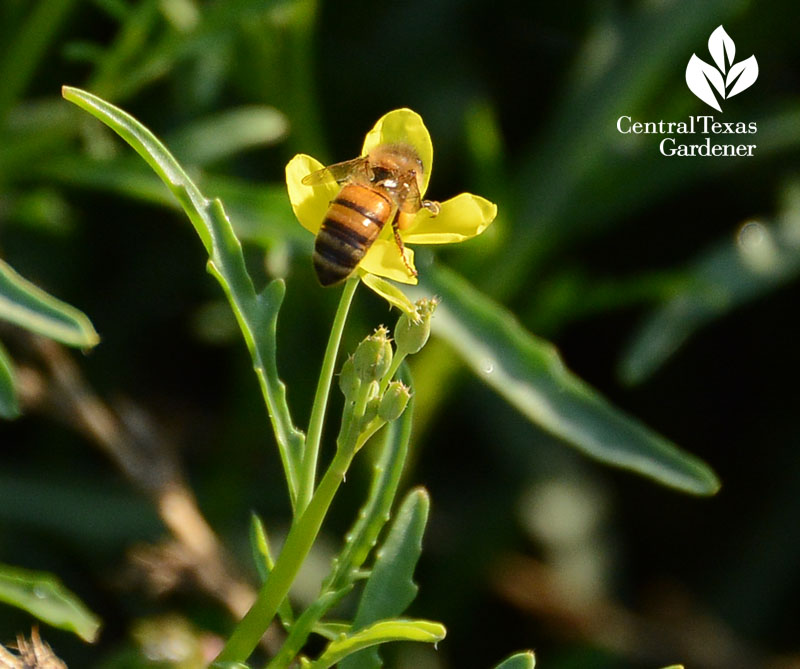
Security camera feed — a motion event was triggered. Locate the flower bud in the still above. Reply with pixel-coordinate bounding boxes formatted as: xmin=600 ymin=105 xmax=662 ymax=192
xmin=395 ymin=297 xmax=438 ymax=356
xmin=378 ymin=381 xmax=412 ymax=422
xmin=353 ymin=326 xmax=393 ymax=382
xmin=338 ymin=355 xmax=360 ymax=401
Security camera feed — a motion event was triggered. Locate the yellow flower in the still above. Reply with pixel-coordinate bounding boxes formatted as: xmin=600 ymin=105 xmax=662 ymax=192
xmin=285 ymin=109 xmax=497 ymax=305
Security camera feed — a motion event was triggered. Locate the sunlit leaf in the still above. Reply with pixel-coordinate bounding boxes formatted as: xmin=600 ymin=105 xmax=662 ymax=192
xmin=340 ymin=489 xmax=431 ymax=669
xmin=494 ymin=651 xmax=537 ymax=669
xmin=417 ymin=265 xmax=720 ymax=495
xmin=62 ymin=85 xmax=305 ymax=506
xmin=0 ymin=563 xmax=101 ymax=642
xmin=0 ymin=258 xmax=99 ymax=348
xmin=309 ymin=619 xmax=445 ymax=669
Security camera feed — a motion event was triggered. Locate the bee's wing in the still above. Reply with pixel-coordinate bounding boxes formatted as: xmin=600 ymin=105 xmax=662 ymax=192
xmin=301 ymin=157 xmax=369 ymax=186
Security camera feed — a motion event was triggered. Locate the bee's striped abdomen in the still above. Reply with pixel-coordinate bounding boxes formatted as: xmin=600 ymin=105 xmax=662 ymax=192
xmin=313 ymin=183 xmax=393 ymax=286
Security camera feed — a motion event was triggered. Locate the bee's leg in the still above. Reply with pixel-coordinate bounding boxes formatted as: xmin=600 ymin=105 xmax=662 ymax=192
xmin=391 ymin=210 xmax=418 ymax=278
xmin=421 ymin=199 xmax=441 ymax=216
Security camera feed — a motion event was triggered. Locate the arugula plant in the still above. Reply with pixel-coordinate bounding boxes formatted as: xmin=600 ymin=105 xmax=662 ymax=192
xmin=51 ymin=85 xmax=718 ymax=667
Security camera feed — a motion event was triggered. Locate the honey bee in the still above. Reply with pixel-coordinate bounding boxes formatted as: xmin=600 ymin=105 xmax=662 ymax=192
xmin=302 ymin=142 xmax=440 ymax=286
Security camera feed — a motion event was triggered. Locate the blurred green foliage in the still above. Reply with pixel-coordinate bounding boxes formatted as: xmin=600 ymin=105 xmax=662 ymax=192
xmin=2 ymin=0 xmax=800 ymax=667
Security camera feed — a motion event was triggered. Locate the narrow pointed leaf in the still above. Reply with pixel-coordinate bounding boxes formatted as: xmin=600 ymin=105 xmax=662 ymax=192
xmin=249 ymin=513 xmax=273 ymax=585
xmin=249 ymin=513 xmax=294 ymax=627
xmin=62 ymin=86 xmax=305 ymax=506
xmin=0 ymin=563 xmax=101 ymax=642
xmin=340 ymin=489 xmax=430 ymax=669
xmin=494 ymin=651 xmax=536 ymax=669
xmin=0 ymin=342 xmax=19 ymax=419
xmin=417 ymin=265 xmax=719 ymax=495
xmin=0 ymin=258 xmax=99 ymax=348
xmin=309 ymin=619 xmax=445 ymax=669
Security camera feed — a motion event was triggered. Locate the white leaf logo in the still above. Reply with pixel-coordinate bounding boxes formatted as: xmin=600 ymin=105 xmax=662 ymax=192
xmin=685 ymin=25 xmax=758 ymax=112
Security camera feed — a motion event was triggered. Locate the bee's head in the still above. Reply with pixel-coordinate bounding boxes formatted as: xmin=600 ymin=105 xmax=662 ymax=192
xmin=368 ymin=143 xmax=425 ymax=192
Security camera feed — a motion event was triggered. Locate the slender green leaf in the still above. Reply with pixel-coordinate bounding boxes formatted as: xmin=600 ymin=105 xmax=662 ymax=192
xmin=416 ymin=264 xmax=719 ymax=496
xmin=0 ymin=563 xmax=101 ymax=642
xmin=62 ymin=86 xmax=305 ymax=505
xmin=250 ymin=513 xmax=274 ymax=585
xmin=340 ymin=489 xmax=431 ymax=669
xmin=0 ymin=258 xmax=99 ymax=348
xmin=308 ymin=619 xmax=445 ymax=669
xmin=0 ymin=341 xmax=19 ymax=419
xmin=620 ymin=184 xmax=800 ymax=384
xmin=249 ymin=513 xmax=294 ymax=627
xmin=168 ymin=106 xmax=288 ymax=166
xmin=494 ymin=651 xmax=536 ymax=669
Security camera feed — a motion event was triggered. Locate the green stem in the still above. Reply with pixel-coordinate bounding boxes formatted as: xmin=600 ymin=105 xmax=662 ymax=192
xmin=379 ymin=352 xmax=407 ymax=395
xmin=215 ymin=361 xmax=378 ymax=663
xmin=214 ymin=443 xmax=356 ymax=665
xmin=298 ymin=277 xmax=359 ymax=514
xmin=215 ymin=412 xmax=358 ymax=663
xmin=264 ymin=586 xmax=352 ymax=669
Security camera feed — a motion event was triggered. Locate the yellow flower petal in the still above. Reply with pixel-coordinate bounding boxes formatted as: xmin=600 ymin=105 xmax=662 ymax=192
xmin=362 ymin=109 xmax=433 ymax=196
xmin=359 ymin=239 xmax=418 ymax=284
xmin=359 ymin=271 xmax=417 ymax=317
xmin=402 ymin=193 xmax=498 ymax=244
xmin=285 ymin=153 xmax=338 ymax=234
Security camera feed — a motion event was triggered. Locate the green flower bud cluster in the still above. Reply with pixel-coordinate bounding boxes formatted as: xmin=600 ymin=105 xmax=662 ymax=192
xmin=337 ymin=299 xmax=437 ymax=448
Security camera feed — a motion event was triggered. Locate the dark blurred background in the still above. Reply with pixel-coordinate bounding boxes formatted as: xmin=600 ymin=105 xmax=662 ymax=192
xmin=2 ymin=0 xmax=800 ymax=667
